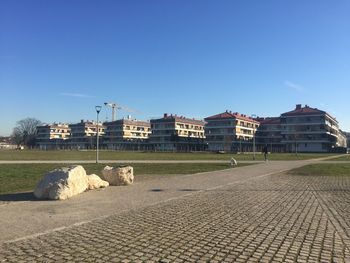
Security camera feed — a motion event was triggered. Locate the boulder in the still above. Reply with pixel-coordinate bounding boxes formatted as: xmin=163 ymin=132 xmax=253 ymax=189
xmin=34 ymin=165 xmax=89 ymax=200
xmin=87 ymin=174 xmax=109 ymax=190
xmin=102 ymin=165 xmax=134 ymax=186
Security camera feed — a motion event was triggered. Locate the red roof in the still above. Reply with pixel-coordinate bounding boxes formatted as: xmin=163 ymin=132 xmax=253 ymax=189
xmin=205 ymin=111 xmax=259 ymax=123
xmin=281 ymin=105 xmax=326 ymax=116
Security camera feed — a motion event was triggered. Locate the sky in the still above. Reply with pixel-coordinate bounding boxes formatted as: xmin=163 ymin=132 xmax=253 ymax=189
xmin=1 ymin=0 xmax=350 ymax=136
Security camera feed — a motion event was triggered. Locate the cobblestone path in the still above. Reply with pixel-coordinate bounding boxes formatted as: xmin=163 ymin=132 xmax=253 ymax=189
xmin=1 ymin=172 xmax=350 ymax=262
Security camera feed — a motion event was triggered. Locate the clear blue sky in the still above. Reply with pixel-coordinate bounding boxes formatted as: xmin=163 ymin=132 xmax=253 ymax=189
xmin=1 ymin=0 xmax=349 ymax=136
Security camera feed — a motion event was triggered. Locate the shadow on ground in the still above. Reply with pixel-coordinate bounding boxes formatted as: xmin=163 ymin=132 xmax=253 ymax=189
xmin=150 ymin=189 xmax=164 ymax=192
xmin=178 ymin=189 xmax=199 ymax=192
xmin=0 ymin=192 xmax=36 ymax=202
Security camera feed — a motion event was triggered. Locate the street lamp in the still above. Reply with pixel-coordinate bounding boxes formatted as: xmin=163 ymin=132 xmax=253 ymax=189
xmin=239 ymin=138 xmax=242 ymax=153
xmin=95 ymin=105 xmax=102 ymax=163
xmin=271 ymin=134 xmax=274 ymax=153
xmin=251 ymin=114 xmax=257 ymax=160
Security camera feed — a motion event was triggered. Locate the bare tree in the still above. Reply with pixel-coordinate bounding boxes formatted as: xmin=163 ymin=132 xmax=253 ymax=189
xmin=11 ymin=118 xmax=42 ymax=148
xmin=12 ymin=127 xmax=23 ymax=147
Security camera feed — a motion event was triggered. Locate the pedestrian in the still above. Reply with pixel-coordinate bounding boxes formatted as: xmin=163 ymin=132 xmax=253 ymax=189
xmin=263 ymin=145 xmax=268 ymax=161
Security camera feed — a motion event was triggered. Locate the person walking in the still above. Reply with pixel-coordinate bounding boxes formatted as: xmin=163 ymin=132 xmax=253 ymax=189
xmin=263 ymin=145 xmax=268 ymax=162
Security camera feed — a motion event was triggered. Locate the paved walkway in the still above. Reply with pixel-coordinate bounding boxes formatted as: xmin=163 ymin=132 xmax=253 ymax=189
xmin=1 ymin=159 xmax=350 ymax=262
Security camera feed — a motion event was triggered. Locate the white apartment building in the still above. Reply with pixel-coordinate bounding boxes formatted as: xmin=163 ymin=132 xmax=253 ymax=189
xmin=281 ymin=104 xmax=342 ymax=152
xmin=104 ymin=118 xmax=151 ymax=150
xmin=150 ymin=114 xmax=206 ymax=151
xmin=69 ymin=120 xmax=105 ymax=149
xmin=204 ymin=111 xmax=260 ymax=152
xmin=36 ymin=123 xmax=71 ymax=150
xmin=337 ymin=130 xmax=348 ymax=149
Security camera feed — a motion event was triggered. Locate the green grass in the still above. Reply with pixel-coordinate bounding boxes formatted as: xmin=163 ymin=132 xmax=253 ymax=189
xmin=328 ymin=154 xmax=350 ymax=161
xmin=288 ymin=163 xmax=350 ymax=176
xmin=0 ymin=163 xmax=248 ymax=195
xmin=0 ymin=150 xmax=339 ymax=161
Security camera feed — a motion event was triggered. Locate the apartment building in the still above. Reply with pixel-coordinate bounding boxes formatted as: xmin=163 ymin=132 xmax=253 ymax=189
xmin=204 ymin=111 xmax=260 ymax=152
xmin=69 ymin=120 xmax=105 ymax=149
xmin=36 ymin=123 xmax=71 ymax=150
xmin=255 ymin=117 xmax=285 ymax=152
xmin=104 ymin=117 xmax=151 ymax=150
xmin=149 ymin=114 xmax=206 ymax=151
xmin=280 ymin=104 xmax=342 ymax=153
xmin=346 ymin=132 xmax=350 ymax=150
xmin=337 ymin=130 xmax=348 ymax=150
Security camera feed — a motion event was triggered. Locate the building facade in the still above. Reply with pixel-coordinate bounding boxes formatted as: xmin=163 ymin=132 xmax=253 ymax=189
xmin=280 ymin=104 xmax=341 ymax=153
xmin=104 ymin=118 xmax=151 ymax=150
xmin=255 ymin=117 xmax=285 ymax=152
xmin=36 ymin=123 xmax=71 ymax=150
xmin=337 ymin=130 xmax=348 ymax=150
xmin=69 ymin=120 xmax=105 ymax=149
xmin=346 ymin=132 xmax=350 ymax=151
xmin=33 ymin=104 xmax=348 ymax=153
xmin=149 ymin=114 xmax=206 ymax=151
xmin=204 ymin=111 xmax=260 ymax=152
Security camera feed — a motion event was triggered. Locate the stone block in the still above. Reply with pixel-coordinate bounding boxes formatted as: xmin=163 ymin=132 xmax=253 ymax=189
xmin=102 ymin=165 xmax=134 ymax=186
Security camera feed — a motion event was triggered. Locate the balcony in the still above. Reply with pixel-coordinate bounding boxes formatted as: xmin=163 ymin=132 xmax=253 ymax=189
xmin=281 ymin=139 xmax=332 ymax=143
xmin=282 ymin=121 xmax=325 ymax=126
xmin=281 ymin=130 xmax=328 ymax=135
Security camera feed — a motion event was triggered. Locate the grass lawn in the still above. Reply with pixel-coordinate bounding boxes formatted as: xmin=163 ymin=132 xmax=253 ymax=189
xmin=288 ymin=163 xmax=350 ymax=176
xmin=0 ymin=163 xmax=248 ymax=195
xmin=328 ymin=154 xmax=350 ymax=161
xmin=0 ymin=150 xmax=339 ymax=161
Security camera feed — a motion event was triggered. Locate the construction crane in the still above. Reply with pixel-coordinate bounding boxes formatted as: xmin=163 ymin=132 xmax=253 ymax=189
xmin=104 ymin=102 xmax=140 ymax=121
xmin=104 ymin=102 xmax=122 ymax=121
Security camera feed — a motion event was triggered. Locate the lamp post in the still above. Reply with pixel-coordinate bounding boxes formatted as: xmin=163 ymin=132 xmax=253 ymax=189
xmin=251 ymin=114 xmax=257 ymax=160
xmin=95 ymin=105 xmax=102 ymax=163
xmin=271 ymin=134 xmax=274 ymax=153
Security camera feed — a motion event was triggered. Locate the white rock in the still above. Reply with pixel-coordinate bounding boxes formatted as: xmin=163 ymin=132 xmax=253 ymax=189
xmin=102 ymin=165 xmax=134 ymax=186
xmin=34 ymin=165 xmax=88 ymax=200
xmin=87 ymin=174 xmax=109 ymax=190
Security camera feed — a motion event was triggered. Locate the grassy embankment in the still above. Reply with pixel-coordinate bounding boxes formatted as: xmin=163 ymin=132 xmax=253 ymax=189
xmin=0 ymin=151 xmax=342 ymax=195
xmin=0 ymin=150 xmax=339 ymax=161
xmin=0 ymin=163 xmax=249 ymax=195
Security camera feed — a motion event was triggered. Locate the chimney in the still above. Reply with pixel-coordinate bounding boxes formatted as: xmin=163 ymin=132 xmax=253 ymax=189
xmin=81 ymin=119 xmax=84 ymax=123
xmin=164 ymin=113 xmax=168 ymax=118
xmin=296 ymin=104 xmax=302 ymax=110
